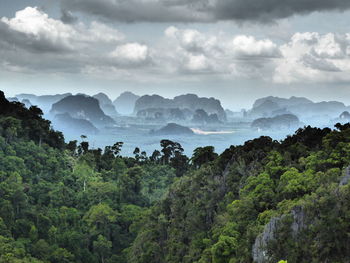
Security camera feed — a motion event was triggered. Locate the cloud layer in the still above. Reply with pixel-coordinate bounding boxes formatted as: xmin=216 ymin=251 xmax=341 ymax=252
xmin=61 ymin=0 xmax=350 ymax=23
xmin=2 ymin=7 xmax=350 ymax=85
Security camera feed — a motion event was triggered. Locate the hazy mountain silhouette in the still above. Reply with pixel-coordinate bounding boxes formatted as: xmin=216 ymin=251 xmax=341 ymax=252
xmin=51 ymin=95 xmax=115 ymax=127
xmin=52 ymin=113 xmax=99 ymax=135
xmin=150 ymin=123 xmax=194 ymax=135
xmin=134 ymin=94 xmax=226 ymax=121
xmin=113 ymin=91 xmax=140 ymax=115
xmin=16 ymin=93 xmax=72 ymax=113
xmin=93 ymin=92 xmax=119 ymax=116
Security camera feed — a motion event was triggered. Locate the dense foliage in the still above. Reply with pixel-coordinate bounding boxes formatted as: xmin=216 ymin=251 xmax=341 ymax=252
xmin=1 ymin=91 xmax=350 ymax=263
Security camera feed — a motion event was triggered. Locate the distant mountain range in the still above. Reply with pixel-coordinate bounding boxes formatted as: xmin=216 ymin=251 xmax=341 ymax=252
xmin=16 ymin=93 xmax=72 ymax=113
xmin=8 ymin=92 xmax=350 ymax=134
xmin=248 ymin=96 xmax=350 ymax=126
xmin=134 ymin=94 xmax=226 ymax=122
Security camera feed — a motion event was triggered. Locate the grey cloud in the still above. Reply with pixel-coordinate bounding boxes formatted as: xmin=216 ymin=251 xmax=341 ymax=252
xmin=0 ymin=22 xmax=71 ymax=54
xmin=61 ymin=9 xmax=78 ymax=24
xmin=301 ymin=54 xmax=341 ymax=72
xmin=214 ymin=0 xmax=350 ymax=23
xmin=61 ymin=0 xmax=350 ymax=23
xmin=61 ymin=0 xmax=213 ymax=23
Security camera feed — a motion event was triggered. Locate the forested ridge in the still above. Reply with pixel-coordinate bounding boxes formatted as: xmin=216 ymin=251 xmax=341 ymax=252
xmin=1 ymin=90 xmax=350 ymax=263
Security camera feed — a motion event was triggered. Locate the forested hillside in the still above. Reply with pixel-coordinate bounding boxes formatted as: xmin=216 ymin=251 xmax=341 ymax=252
xmin=1 ymin=90 xmax=350 ymax=263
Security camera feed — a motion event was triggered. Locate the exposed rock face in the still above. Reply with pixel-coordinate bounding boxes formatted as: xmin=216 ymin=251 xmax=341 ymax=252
xmin=113 ymin=91 xmax=140 ymax=115
xmin=150 ymin=123 xmax=194 ymax=135
xmin=339 ymin=166 xmax=350 ymax=186
xmin=134 ymin=94 xmax=226 ymax=121
xmin=252 ymin=206 xmax=306 ymax=263
xmin=93 ymin=93 xmax=118 ymax=116
xmin=52 ymin=113 xmax=99 ymax=135
xmin=50 ymin=95 xmax=115 ymax=127
xmin=16 ymin=93 xmax=72 ymax=113
xmin=253 ymin=217 xmax=282 ymax=263
xmin=291 ymin=206 xmax=306 ymax=237
xmin=251 ymin=114 xmax=301 ymax=130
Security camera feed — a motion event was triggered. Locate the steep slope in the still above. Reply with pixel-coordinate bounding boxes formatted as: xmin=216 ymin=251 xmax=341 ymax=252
xmin=113 ymin=91 xmax=140 ymax=115
xmin=129 ymin=125 xmax=350 ymax=263
xmin=16 ymin=93 xmax=72 ymax=113
xmin=93 ymin=92 xmax=119 ymax=116
xmin=134 ymin=94 xmax=226 ymax=121
xmin=50 ymin=95 xmax=115 ymax=127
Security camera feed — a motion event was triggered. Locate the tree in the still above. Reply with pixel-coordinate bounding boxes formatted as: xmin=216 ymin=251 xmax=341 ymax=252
xmin=66 ymin=140 xmax=77 ymax=154
xmin=93 ymin=235 xmax=112 ymax=263
xmin=112 ymin=142 xmax=124 ymax=157
xmin=0 ymin=117 xmax=21 ymax=143
xmin=84 ymin=203 xmax=118 ymax=237
xmin=191 ymin=146 xmax=218 ymax=168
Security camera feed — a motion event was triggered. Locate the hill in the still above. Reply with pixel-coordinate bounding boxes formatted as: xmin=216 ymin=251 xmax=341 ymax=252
xmin=113 ymin=91 xmax=140 ymax=115
xmin=2 ymin=89 xmax=350 ymax=263
xmin=150 ymin=123 xmax=194 ymax=135
xmin=50 ymin=95 xmax=115 ymax=127
xmin=93 ymin=93 xmax=119 ymax=117
xmin=16 ymin=93 xmax=72 ymax=113
xmin=134 ymin=93 xmax=226 ymax=121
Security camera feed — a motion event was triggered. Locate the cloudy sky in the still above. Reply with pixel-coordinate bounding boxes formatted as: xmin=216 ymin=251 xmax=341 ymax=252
xmin=1 ymin=0 xmax=350 ymax=109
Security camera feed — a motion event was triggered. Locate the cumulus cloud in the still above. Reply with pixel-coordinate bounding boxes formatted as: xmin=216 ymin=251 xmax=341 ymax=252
xmin=0 ymin=6 xmax=153 ymax=76
xmin=229 ymin=35 xmax=281 ymax=58
xmin=0 ymin=7 xmax=76 ymax=52
xmin=61 ymin=0 xmax=350 ymax=23
xmin=110 ymin=43 xmax=151 ymax=66
xmin=0 ymin=7 xmax=125 ymax=54
xmin=4 ymin=7 xmax=350 ymax=86
xmin=273 ymin=32 xmax=350 ymax=84
xmin=163 ymin=26 xmax=279 ymax=77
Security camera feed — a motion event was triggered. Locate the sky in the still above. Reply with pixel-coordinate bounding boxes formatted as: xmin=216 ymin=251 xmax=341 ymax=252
xmin=1 ymin=0 xmax=350 ymax=110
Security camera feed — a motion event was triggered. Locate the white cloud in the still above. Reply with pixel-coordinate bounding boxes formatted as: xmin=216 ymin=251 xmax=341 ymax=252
xmin=273 ymin=32 xmax=350 ymax=84
xmin=0 ymin=7 xmax=124 ymax=53
xmin=1 ymin=7 xmax=75 ymax=51
xmin=229 ymin=35 xmax=281 ymax=58
xmin=163 ymin=26 xmax=279 ymax=77
xmin=110 ymin=43 xmax=150 ymax=66
xmin=184 ymin=54 xmax=211 ymax=72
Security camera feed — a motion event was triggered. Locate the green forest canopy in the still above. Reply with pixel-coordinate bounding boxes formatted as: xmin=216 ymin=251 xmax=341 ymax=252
xmin=1 ymin=90 xmax=350 ymax=263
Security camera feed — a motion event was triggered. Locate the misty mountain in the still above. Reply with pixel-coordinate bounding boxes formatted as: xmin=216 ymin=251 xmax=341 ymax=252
xmin=50 ymin=95 xmax=115 ymax=127
xmin=191 ymin=109 xmax=220 ymax=124
xmin=248 ymin=96 xmax=348 ymax=125
xmin=150 ymin=123 xmax=194 ymax=135
xmin=134 ymin=94 xmax=226 ymax=121
xmin=253 ymin=96 xmax=313 ymax=109
xmin=251 ymin=114 xmax=301 ymax=130
xmin=21 ymin=99 xmax=32 ymax=108
xmin=16 ymin=93 xmax=72 ymax=113
xmin=113 ymin=91 xmax=140 ymax=115
xmin=136 ymin=107 xmax=192 ymax=122
xmin=52 ymin=113 xmax=99 ymax=135
xmin=7 ymin=97 xmax=19 ymax=102
xmin=93 ymin=92 xmax=119 ymax=117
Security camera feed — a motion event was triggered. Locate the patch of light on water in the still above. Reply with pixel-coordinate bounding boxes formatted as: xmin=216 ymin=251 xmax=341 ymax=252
xmin=191 ymin=128 xmax=235 ymax=135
